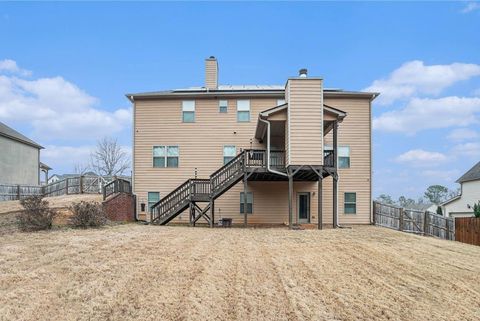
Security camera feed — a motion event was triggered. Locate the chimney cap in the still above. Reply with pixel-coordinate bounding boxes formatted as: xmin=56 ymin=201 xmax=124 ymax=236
xmin=208 ymin=56 xmax=216 ymax=60
xmin=299 ymin=68 xmax=308 ymax=77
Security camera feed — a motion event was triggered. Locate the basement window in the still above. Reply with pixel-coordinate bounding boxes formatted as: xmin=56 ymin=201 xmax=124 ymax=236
xmin=182 ymin=100 xmax=195 ymax=122
xmin=153 ymin=146 xmax=179 ymax=168
xmin=237 ymin=100 xmax=250 ymax=122
xmin=344 ymin=192 xmax=356 ymax=214
xmin=148 ymin=192 xmax=160 ymax=213
xmin=223 ymin=145 xmax=236 ymax=165
xmin=240 ymin=192 xmax=253 ymax=214
xmin=219 ymin=100 xmax=228 ymax=113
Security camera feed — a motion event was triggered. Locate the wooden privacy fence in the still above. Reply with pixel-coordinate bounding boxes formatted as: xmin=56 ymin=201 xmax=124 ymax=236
xmin=455 ymin=217 xmax=480 ymax=246
xmin=0 ymin=176 xmax=129 ymax=201
xmin=373 ymin=201 xmax=455 ymax=240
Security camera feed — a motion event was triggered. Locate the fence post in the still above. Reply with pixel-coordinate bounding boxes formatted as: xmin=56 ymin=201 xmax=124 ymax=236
xmin=423 ymin=211 xmax=428 ymax=236
xmin=424 ymin=212 xmax=430 ymax=237
xmin=372 ymin=201 xmax=376 ymax=225
xmin=399 ymin=208 xmax=404 ymax=232
xmin=65 ymin=179 xmax=69 ymax=195
xmin=445 ymin=219 xmax=449 ymax=240
xmin=80 ymin=176 xmax=84 ymax=194
xmin=17 ymin=184 xmax=21 ymax=200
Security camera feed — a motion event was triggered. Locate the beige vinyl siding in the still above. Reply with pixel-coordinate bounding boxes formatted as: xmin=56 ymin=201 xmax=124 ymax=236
xmin=205 ymin=59 xmax=218 ymax=89
xmin=322 ymin=97 xmax=372 ymax=224
xmin=134 ymin=98 xmax=275 ymax=220
xmin=287 ymin=78 xmax=323 ymax=165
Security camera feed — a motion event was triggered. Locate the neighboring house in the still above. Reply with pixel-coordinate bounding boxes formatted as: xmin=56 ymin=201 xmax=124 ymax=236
xmin=441 ymin=161 xmax=480 ymax=218
xmin=128 ymin=57 xmax=378 ymax=227
xmin=0 ymin=121 xmax=50 ymax=185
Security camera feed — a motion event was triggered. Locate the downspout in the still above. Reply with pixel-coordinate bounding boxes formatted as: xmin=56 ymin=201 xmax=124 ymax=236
xmin=258 ymin=117 xmax=288 ymax=177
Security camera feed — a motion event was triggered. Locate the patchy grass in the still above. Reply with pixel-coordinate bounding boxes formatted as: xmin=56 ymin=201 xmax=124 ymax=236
xmin=0 ymin=225 xmax=479 ymax=321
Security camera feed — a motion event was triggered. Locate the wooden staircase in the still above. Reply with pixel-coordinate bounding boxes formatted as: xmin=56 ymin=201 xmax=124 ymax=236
xmin=151 ymin=150 xmax=248 ymax=225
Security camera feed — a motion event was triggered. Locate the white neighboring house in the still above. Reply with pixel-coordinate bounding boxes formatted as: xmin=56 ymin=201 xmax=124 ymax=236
xmin=441 ymin=161 xmax=480 ymax=218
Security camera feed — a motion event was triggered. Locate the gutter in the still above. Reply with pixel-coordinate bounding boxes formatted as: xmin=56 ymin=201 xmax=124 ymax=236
xmin=258 ymin=117 xmax=288 ymax=177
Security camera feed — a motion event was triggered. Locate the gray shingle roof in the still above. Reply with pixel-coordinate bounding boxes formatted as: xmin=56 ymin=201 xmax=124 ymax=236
xmin=0 ymin=121 xmax=43 ymax=149
xmin=457 ymin=161 xmax=480 ymax=183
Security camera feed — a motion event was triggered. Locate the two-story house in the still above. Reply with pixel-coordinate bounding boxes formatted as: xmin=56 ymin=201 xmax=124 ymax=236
xmin=128 ymin=57 xmax=378 ymax=228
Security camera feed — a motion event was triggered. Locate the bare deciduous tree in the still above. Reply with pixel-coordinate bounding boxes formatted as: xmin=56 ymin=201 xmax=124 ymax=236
xmin=90 ymin=137 xmax=130 ymax=176
xmin=74 ymin=163 xmax=91 ymax=175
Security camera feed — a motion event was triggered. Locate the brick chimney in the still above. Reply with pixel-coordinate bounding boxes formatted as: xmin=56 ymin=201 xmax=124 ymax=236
xmin=205 ymin=56 xmax=218 ymax=89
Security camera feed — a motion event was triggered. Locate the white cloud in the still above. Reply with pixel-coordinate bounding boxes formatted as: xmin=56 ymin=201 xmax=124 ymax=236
xmin=447 ymin=128 xmax=478 ymax=142
xmin=395 ymin=149 xmax=447 ymax=166
xmin=452 ymin=142 xmax=480 ymax=157
xmin=373 ymin=96 xmax=480 ymax=134
xmin=0 ymin=60 xmax=131 ymax=141
xmin=421 ymin=169 xmax=461 ymax=183
xmin=0 ymin=59 xmax=32 ymax=76
xmin=364 ymin=61 xmax=480 ymax=105
xmin=461 ymin=1 xmax=480 ymax=13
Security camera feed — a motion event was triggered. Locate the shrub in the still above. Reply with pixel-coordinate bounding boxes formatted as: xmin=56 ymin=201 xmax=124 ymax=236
xmin=17 ymin=196 xmax=57 ymax=231
xmin=474 ymin=201 xmax=480 ymax=218
xmin=436 ymin=206 xmax=443 ymax=215
xmin=69 ymin=201 xmax=107 ymax=228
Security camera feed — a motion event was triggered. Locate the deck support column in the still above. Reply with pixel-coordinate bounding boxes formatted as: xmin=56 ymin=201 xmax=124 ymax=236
xmin=318 ymin=175 xmax=323 ymax=230
xmin=243 ymin=175 xmax=248 ymax=228
xmin=210 ymin=200 xmax=215 ymax=228
xmin=191 ymin=202 xmax=196 ymax=227
xmin=288 ymin=168 xmax=293 ymax=230
xmin=333 ymin=120 xmax=338 ymax=228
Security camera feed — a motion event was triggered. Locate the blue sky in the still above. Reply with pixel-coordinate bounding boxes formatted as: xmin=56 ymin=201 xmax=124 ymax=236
xmin=1 ymin=1 xmax=479 ymax=199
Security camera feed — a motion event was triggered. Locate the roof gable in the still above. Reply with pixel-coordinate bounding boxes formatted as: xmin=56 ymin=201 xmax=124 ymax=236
xmin=457 ymin=161 xmax=480 ymax=183
xmin=0 ymin=122 xmax=43 ymax=149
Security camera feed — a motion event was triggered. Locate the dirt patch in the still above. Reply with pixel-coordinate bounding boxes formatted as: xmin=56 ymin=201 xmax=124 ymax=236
xmin=0 ymin=225 xmax=479 ymax=321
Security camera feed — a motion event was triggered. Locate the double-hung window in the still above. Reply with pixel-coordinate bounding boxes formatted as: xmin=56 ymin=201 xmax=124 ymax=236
xmin=240 ymin=192 xmax=253 ymax=214
xmin=237 ymin=100 xmax=250 ymax=122
xmin=338 ymin=146 xmax=350 ymax=169
xmin=182 ymin=100 xmax=195 ymax=122
xmin=148 ymin=192 xmax=160 ymax=213
xmin=324 ymin=145 xmax=350 ymax=169
xmin=344 ymin=192 xmax=356 ymax=214
xmin=219 ymin=100 xmax=228 ymax=113
xmin=223 ymin=145 xmax=236 ymax=165
xmin=153 ymin=146 xmax=179 ymax=168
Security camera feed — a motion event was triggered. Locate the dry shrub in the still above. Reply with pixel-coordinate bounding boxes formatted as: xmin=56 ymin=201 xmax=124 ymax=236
xmin=69 ymin=201 xmax=107 ymax=228
xmin=17 ymin=196 xmax=57 ymax=231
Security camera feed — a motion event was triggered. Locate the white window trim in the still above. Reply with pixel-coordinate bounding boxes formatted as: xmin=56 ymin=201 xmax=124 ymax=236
xmin=153 ymin=145 xmax=179 ymax=168
xmin=240 ymin=192 xmax=253 ymax=214
xmin=237 ymin=100 xmax=251 ymax=122
xmin=182 ymin=100 xmax=195 ymax=122
xmin=219 ymin=100 xmax=228 ymax=113
xmin=344 ymin=192 xmax=357 ymax=214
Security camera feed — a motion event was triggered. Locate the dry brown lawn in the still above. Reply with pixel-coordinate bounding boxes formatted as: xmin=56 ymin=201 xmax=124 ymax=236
xmin=1 ymin=224 xmax=479 ymax=321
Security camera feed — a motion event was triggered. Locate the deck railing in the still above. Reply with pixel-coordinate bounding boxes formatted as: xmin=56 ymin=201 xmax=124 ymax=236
xmin=103 ymin=178 xmax=132 ymax=200
xmin=324 ymin=150 xmax=335 ymax=167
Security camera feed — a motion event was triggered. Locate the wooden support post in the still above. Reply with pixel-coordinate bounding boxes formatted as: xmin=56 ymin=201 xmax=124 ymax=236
xmin=80 ymin=176 xmax=84 ymax=194
xmin=17 ymin=184 xmax=20 ymax=200
xmin=65 ymin=179 xmax=69 ymax=195
xmin=210 ymin=200 xmax=215 ymax=228
xmin=192 ymin=202 xmax=196 ymax=227
xmin=318 ymin=176 xmax=322 ymax=230
xmin=288 ymin=171 xmax=293 ymax=230
xmin=332 ymin=120 xmax=338 ymax=228
xmin=445 ymin=218 xmax=449 ymax=240
xmin=243 ymin=175 xmax=248 ymax=228
xmin=333 ymin=175 xmax=338 ymax=228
